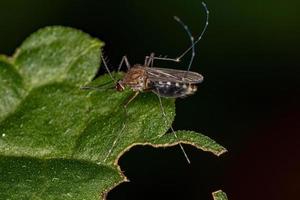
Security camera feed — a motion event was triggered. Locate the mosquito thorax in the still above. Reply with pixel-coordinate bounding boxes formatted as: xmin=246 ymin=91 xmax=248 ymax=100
xmin=121 ymin=66 xmax=148 ymax=92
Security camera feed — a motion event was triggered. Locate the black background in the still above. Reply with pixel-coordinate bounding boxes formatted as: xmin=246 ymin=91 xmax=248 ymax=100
xmin=1 ymin=0 xmax=299 ymax=199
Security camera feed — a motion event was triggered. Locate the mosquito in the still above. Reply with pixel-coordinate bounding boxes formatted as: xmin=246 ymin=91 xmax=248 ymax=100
xmin=82 ymin=2 xmax=209 ymax=164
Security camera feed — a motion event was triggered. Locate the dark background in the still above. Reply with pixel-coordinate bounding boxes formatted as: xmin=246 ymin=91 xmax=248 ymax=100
xmin=1 ymin=0 xmax=299 ymax=199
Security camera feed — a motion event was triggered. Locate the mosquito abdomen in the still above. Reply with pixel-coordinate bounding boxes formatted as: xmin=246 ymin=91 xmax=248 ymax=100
xmin=150 ymin=81 xmax=197 ymax=98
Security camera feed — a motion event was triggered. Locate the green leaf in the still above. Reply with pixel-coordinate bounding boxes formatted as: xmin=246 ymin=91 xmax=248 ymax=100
xmin=0 ymin=56 xmax=26 ymax=121
xmin=212 ymin=190 xmax=229 ymax=200
xmin=0 ymin=26 xmax=227 ymax=199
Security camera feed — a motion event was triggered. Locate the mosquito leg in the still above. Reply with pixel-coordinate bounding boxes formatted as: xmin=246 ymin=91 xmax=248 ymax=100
xmin=148 ymin=53 xmax=155 ymax=67
xmin=80 ymin=80 xmax=115 ymax=91
xmin=174 ymin=16 xmax=195 ymax=73
xmin=144 ymin=54 xmax=181 ymax=67
xmin=144 ymin=56 xmax=149 ymax=66
xmin=102 ymin=91 xmax=139 ymax=162
xmin=103 ymin=123 xmax=127 ymax=163
xmin=80 ymin=52 xmax=116 ymax=90
xmin=145 ymin=53 xmax=176 ymax=67
xmin=149 ymin=53 xmax=155 ymax=67
xmin=145 ymin=53 xmax=173 ymax=67
xmin=144 ymin=2 xmax=209 ymax=70
xmin=118 ymin=55 xmax=131 ymax=72
xmin=156 ymin=93 xmax=191 ymax=164
xmin=144 ymin=53 xmax=153 ymax=67
xmin=80 ymin=85 xmax=111 ymax=91
xmin=123 ymin=91 xmax=139 ymax=116
xmin=100 ymin=50 xmax=117 ymax=84
xmin=149 ymin=56 xmax=181 ymax=63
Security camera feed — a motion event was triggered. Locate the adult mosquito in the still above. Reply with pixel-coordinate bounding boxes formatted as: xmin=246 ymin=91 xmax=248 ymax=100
xmin=82 ymin=2 xmax=209 ymax=164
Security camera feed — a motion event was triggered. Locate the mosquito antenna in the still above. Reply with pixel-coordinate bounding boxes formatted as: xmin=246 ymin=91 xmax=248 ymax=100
xmin=174 ymin=16 xmax=195 ymax=72
xmin=176 ymin=2 xmax=209 ymax=63
xmin=156 ymin=93 xmax=191 ymax=164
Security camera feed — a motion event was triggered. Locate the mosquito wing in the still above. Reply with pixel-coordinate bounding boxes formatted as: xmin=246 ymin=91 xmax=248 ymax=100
xmin=145 ymin=67 xmax=203 ymax=84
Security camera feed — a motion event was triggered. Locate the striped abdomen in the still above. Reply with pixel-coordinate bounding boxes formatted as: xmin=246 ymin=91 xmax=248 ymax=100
xmin=150 ymin=81 xmax=198 ymax=98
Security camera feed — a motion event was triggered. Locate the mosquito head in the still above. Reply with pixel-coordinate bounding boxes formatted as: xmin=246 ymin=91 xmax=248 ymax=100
xmin=116 ymin=80 xmax=125 ymax=92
